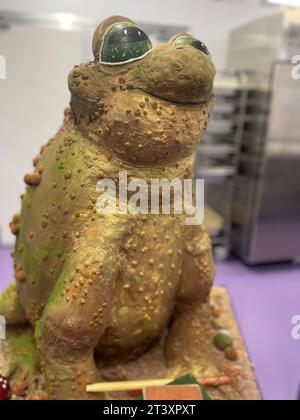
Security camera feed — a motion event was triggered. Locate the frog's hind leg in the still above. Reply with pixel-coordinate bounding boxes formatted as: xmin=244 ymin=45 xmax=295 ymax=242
xmin=37 ymin=232 xmax=127 ymax=400
xmin=0 ymin=281 xmax=27 ymax=326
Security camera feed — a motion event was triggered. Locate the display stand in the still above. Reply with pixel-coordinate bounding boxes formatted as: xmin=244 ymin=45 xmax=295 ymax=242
xmin=0 ymin=287 xmax=261 ymax=400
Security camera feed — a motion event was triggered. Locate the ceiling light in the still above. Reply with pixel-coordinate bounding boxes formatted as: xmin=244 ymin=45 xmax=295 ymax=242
xmin=267 ymin=0 xmax=300 ymax=7
xmin=55 ymin=13 xmax=75 ymax=31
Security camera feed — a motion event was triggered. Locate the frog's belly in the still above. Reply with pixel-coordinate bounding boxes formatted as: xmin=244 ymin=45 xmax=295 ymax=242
xmin=96 ymin=233 xmax=183 ymax=362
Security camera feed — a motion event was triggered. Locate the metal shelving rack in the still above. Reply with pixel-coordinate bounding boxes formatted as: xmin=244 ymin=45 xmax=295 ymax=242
xmin=227 ymin=9 xmax=300 ymax=265
xmin=195 ymin=72 xmax=252 ymax=260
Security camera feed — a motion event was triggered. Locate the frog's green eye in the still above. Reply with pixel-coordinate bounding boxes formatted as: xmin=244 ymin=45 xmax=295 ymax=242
xmin=100 ymin=22 xmax=153 ymax=65
xmin=174 ymin=36 xmax=210 ymax=56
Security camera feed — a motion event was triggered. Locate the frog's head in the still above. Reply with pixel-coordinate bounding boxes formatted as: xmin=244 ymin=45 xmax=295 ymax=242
xmin=69 ymin=16 xmax=216 ymax=166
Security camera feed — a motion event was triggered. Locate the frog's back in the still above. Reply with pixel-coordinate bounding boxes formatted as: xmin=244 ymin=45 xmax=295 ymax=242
xmin=13 ymin=127 xmax=99 ymax=324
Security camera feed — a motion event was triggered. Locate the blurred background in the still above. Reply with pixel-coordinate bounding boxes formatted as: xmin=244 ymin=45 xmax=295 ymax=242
xmin=0 ymin=0 xmax=299 ymax=400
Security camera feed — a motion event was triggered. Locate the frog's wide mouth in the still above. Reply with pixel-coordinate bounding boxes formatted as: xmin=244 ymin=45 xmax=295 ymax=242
xmin=135 ymin=87 xmax=211 ymax=107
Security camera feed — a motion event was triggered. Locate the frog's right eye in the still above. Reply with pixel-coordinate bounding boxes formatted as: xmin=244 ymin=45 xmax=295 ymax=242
xmin=100 ymin=22 xmax=153 ymax=65
xmin=174 ymin=35 xmax=210 ymax=56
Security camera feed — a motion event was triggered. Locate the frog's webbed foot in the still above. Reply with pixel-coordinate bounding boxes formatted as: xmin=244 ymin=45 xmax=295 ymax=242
xmin=165 ymin=303 xmax=244 ymax=401
xmin=0 ymin=283 xmax=42 ymax=398
xmin=1 ymin=325 xmax=42 ymax=399
xmin=166 ymin=303 xmax=220 ymax=379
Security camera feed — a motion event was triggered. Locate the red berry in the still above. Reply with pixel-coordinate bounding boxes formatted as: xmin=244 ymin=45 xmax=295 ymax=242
xmin=0 ymin=374 xmax=11 ymax=400
xmin=127 ymin=389 xmax=143 ymax=398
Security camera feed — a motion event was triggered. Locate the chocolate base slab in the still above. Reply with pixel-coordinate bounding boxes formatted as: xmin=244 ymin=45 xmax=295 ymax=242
xmin=0 ymin=287 xmax=261 ymax=400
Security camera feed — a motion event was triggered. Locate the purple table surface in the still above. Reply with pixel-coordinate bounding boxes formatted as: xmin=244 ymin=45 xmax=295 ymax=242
xmin=0 ymin=246 xmax=299 ymax=400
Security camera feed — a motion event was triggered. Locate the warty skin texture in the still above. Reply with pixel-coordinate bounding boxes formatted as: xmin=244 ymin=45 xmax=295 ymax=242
xmin=0 ymin=16 xmax=229 ymax=400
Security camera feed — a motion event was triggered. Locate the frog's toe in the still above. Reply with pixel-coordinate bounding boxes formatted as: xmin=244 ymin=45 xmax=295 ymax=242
xmin=1 ymin=325 xmax=41 ymax=399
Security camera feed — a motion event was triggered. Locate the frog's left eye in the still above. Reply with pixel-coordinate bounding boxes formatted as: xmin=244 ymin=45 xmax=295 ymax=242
xmin=100 ymin=22 xmax=153 ymax=65
xmin=174 ymin=36 xmax=210 ymax=56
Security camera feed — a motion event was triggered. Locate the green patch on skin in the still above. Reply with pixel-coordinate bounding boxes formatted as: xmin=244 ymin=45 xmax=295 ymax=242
xmin=3 ymin=326 xmax=39 ymax=379
xmin=34 ymin=319 xmax=42 ymax=342
xmin=47 ymin=264 xmax=71 ymax=306
xmin=50 ymin=132 xmax=84 ymax=181
xmin=98 ymin=70 xmax=113 ymax=78
xmin=129 ymin=65 xmax=143 ymax=81
xmin=0 ymin=285 xmax=14 ymax=308
xmin=51 ymin=157 xmax=72 ymax=179
xmin=0 ymin=283 xmax=26 ymax=325
xmin=23 ymin=246 xmax=59 ymax=283
xmin=21 ymin=188 xmax=35 ymax=213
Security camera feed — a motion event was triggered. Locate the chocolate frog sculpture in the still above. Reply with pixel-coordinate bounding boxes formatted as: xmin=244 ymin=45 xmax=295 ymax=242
xmin=0 ymin=17 xmax=225 ymax=400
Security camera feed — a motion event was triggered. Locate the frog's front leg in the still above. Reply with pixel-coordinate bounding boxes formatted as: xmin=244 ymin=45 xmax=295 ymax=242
xmin=166 ymin=225 xmax=218 ymax=379
xmin=37 ymin=219 xmax=130 ymax=400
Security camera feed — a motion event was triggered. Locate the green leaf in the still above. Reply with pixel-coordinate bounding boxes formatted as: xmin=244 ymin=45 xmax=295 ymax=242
xmin=169 ymin=374 xmax=199 ymax=386
xmin=170 ymin=374 xmax=212 ymax=401
xmin=201 ymin=386 xmax=212 ymax=401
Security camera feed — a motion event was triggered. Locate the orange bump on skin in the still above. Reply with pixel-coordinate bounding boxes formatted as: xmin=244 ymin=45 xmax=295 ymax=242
xmin=37 ymin=165 xmax=44 ymax=175
xmin=24 ymin=172 xmax=41 ymax=187
xmin=12 ymin=379 xmax=28 ymax=397
xmin=65 ymin=170 xmax=72 ymax=179
xmin=225 ymin=347 xmax=238 ymax=362
xmin=33 ymin=155 xmax=40 ymax=167
xmin=41 ymin=220 xmax=48 ymax=228
xmin=27 ymin=391 xmax=47 ymax=400
xmin=16 ymin=269 xmax=26 ymax=282
xmin=9 ymin=215 xmax=20 ymax=235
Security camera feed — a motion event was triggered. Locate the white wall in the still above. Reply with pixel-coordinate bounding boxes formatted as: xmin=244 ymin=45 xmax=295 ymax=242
xmin=0 ymin=0 xmax=273 ymax=69
xmin=0 ymin=0 xmax=274 ymax=245
xmin=0 ymin=27 xmax=85 ymax=245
